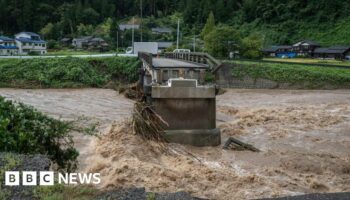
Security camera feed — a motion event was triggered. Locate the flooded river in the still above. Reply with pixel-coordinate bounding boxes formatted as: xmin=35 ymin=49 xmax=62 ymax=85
xmin=0 ymin=88 xmax=349 ymax=199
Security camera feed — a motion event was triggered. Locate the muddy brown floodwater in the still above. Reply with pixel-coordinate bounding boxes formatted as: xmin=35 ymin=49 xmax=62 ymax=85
xmin=0 ymin=88 xmax=349 ymax=200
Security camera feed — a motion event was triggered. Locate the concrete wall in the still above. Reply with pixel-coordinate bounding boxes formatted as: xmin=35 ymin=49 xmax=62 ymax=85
xmin=153 ymin=98 xmax=216 ymax=130
xmin=215 ymin=64 xmax=346 ymax=89
xmin=151 ymin=81 xmax=220 ymax=146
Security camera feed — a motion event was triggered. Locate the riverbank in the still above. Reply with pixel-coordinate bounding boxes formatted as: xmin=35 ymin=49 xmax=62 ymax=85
xmin=223 ymin=60 xmax=350 ymax=89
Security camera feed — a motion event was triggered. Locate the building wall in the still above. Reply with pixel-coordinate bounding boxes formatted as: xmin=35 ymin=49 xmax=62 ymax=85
xmin=16 ymin=41 xmax=47 ymax=55
xmin=0 ymin=49 xmax=17 ymax=55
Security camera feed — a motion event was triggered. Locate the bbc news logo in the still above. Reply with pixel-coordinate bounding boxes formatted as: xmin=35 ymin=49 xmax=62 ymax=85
xmin=5 ymin=171 xmax=101 ymax=186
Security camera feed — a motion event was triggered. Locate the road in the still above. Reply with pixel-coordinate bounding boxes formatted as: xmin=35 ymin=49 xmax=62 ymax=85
xmin=0 ymin=53 xmax=137 ymax=59
xmin=152 ymin=57 xmax=208 ymax=68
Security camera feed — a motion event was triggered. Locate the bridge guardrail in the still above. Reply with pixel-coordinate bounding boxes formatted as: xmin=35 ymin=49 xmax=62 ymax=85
xmin=138 ymin=52 xmax=153 ymax=67
xmin=164 ymin=52 xmax=223 ymax=73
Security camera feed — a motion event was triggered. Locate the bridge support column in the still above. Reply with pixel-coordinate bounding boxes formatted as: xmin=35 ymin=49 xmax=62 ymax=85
xmin=151 ymin=79 xmax=221 ymax=146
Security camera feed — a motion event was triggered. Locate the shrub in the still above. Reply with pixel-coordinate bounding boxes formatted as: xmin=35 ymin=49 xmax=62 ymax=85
xmin=0 ymin=96 xmax=78 ymax=171
xmin=230 ymin=61 xmax=350 ymax=88
xmin=0 ymin=57 xmax=140 ymax=88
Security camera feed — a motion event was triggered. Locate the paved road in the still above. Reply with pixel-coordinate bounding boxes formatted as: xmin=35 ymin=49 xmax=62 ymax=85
xmin=0 ymin=53 xmax=137 ymax=59
xmin=152 ymin=57 xmax=208 ymax=68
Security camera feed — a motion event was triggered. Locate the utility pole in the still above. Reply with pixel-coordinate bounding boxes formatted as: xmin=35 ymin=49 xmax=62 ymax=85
xmin=132 ymin=17 xmax=135 ymax=53
xmin=176 ymin=19 xmax=180 ymax=49
xmin=193 ymin=34 xmax=196 ymax=52
xmin=117 ymin=31 xmax=119 ymax=53
xmin=140 ymin=0 xmax=143 ymax=42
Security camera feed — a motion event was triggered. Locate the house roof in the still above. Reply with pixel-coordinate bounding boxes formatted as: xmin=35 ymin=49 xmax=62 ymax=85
xmin=262 ymin=45 xmax=292 ymax=52
xmin=293 ymin=40 xmax=320 ymax=46
xmin=73 ymin=36 xmax=93 ymax=42
xmin=157 ymin=42 xmax=173 ymax=48
xmin=0 ymin=36 xmax=15 ymax=42
xmin=90 ymin=37 xmax=105 ymax=42
xmin=314 ymin=46 xmax=350 ymax=54
xmin=119 ymin=24 xmax=140 ymax=31
xmin=0 ymin=45 xmax=18 ymax=49
xmin=60 ymin=38 xmax=71 ymax=42
xmin=16 ymin=37 xmax=46 ymax=44
xmin=151 ymin=27 xmax=172 ymax=33
xmin=17 ymin=32 xmax=40 ymax=37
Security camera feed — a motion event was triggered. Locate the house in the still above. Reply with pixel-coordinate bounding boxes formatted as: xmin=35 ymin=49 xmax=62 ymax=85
xmin=0 ymin=36 xmax=18 ymax=56
xmin=119 ymin=24 xmax=140 ymax=31
xmin=262 ymin=45 xmax=296 ymax=58
xmin=15 ymin=32 xmax=47 ymax=55
xmin=87 ymin=37 xmax=109 ymax=52
xmin=72 ymin=36 xmax=94 ymax=49
xmin=60 ymin=38 xmax=72 ymax=47
xmin=151 ymin=27 xmax=172 ymax=34
xmin=157 ymin=42 xmax=173 ymax=51
xmin=72 ymin=36 xmax=109 ymax=51
xmin=292 ymin=40 xmax=320 ymax=57
xmin=313 ymin=46 xmax=350 ymax=60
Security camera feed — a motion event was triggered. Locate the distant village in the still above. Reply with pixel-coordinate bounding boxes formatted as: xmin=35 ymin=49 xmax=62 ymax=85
xmin=0 ymin=24 xmax=174 ymax=56
xmin=263 ymin=40 xmax=350 ymax=60
xmin=2 ymin=28 xmax=350 ymax=61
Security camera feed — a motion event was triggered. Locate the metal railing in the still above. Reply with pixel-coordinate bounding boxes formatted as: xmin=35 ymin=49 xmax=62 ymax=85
xmin=164 ymin=52 xmax=223 ymax=72
xmin=138 ymin=52 xmax=153 ymax=67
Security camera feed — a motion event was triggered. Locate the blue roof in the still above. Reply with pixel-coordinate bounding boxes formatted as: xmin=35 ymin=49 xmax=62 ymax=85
xmin=18 ymin=32 xmax=40 ymax=37
xmin=16 ymin=37 xmax=46 ymax=44
xmin=0 ymin=45 xmax=18 ymax=49
xmin=0 ymin=36 xmax=14 ymax=41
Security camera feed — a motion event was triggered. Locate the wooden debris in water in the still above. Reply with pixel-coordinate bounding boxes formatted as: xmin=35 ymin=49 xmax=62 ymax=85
xmin=119 ymin=83 xmax=143 ymax=100
xmin=223 ymin=137 xmax=260 ymax=152
xmin=132 ymin=102 xmax=169 ymax=142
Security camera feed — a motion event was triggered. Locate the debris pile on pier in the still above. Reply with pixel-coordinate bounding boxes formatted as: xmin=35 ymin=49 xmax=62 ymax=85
xmin=132 ymin=101 xmax=168 ymax=142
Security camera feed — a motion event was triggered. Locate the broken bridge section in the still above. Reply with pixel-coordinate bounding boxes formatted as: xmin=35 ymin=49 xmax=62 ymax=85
xmin=137 ymin=52 xmax=223 ymax=146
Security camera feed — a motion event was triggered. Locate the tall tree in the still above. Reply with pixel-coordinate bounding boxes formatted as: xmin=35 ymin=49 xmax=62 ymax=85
xmin=204 ymin=25 xmax=241 ymax=57
xmin=200 ymin=11 xmax=215 ymax=39
xmin=110 ymin=18 xmax=120 ymax=47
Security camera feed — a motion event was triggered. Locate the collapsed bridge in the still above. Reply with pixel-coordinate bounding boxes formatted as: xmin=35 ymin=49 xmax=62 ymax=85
xmin=138 ymin=52 xmax=224 ymax=146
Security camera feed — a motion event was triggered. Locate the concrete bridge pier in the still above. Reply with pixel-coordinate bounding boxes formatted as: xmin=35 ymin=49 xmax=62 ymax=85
xmin=138 ymin=52 xmax=223 ymax=147
xmin=151 ymin=79 xmax=221 ymax=146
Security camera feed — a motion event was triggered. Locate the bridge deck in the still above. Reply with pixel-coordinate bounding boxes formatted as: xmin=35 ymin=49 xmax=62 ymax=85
xmin=152 ymin=58 xmax=208 ymax=68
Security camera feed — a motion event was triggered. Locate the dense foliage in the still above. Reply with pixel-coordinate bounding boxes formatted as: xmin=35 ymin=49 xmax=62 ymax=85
xmin=230 ymin=61 xmax=350 ymax=88
xmin=204 ymin=26 xmax=241 ymax=58
xmin=0 ymin=97 xmax=78 ymax=170
xmin=1 ymin=0 xmax=350 ymax=46
xmin=0 ymin=57 xmax=140 ymax=88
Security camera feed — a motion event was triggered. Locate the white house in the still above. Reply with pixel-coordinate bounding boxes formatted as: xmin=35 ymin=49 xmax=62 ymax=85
xmin=15 ymin=32 xmax=47 ymax=55
xmin=0 ymin=36 xmax=18 ymax=56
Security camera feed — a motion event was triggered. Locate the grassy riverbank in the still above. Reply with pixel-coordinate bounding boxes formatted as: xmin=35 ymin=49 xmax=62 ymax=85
xmin=228 ymin=60 xmax=350 ymax=89
xmin=0 ymin=57 xmax=140 ymax=88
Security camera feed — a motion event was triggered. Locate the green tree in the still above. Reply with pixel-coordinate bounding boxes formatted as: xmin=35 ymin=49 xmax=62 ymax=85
xmin=40 ymin=23 xmax=55 ymax=39
xmin=110 ymin=18 xmax=120 ymax=47
xmin=200 ymin=11 xmax=215 ymax=39
xmin=77 ymin=23 xmax=94 ymax=36
xmin=204 ymin=25 xmax=241 ymax=57
xmin=241 ymin=34 xmax=264 ymax=59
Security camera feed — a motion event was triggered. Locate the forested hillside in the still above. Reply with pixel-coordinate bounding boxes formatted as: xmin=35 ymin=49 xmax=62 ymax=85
xmin=1 ymin=0 xmax=350 ymax=45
